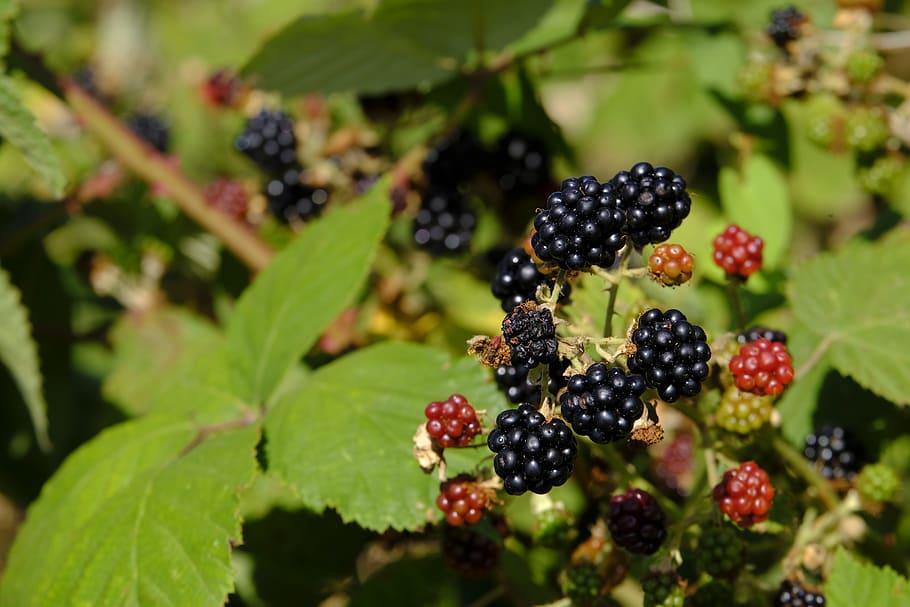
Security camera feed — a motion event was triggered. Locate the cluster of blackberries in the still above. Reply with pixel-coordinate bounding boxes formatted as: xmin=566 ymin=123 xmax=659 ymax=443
xmin=738 ymin=326 xmax=787 ymax=344
xmin=803 ymin=426 xmax=864 ymax=481
xmin=490 ymin=247 xmax=569 ymax=312
xmin=627 ymin=308 xmax=711 ymax=403
xmin=607 ymin=488 xmax=667 ymax=554
xmin=487 ymin=405 xmax=577 ymax=495
xmin=494 ymin=358 xmax=568 ymax=405
xmin=609 ymin=162 xmax=692 ymax=247
xmin=775 ymin=580 xmax=825 ymax=606
xmin=502 ymin=304 xmax=558 ymax=368
xmin=126 ymin=112 xmax=170 ymax=154
xmin=559 ymin=363 xmax=646 ymax=444
xmin=767 ymin=6 xmax=807 ymax=50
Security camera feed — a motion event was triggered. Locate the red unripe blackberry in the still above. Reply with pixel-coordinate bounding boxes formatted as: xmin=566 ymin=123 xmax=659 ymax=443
xmin=559 ymin=363 xmax=647 ymax=444
xmin=775 ymin=579 xmax=826 ymax=606
xmin=199 ymin=69 xmax=245 ymax=108
xmin=729 ymin=338 xmax=794 ymax=397
xmin=204 ymin=178 xmax=249 ymax=222
xmin=424 ymin=394 xmax=481 ymax=449
xmin=648 ymin=243 xmax=694 ymax=286
xmin=609 ymin=162 xmax=692 ymax=247
xmin=436 ymin=477 xmax=490 ymax=526
xmin=713 ymin=461 xmax=775 ymax=528
xmin=654 ymin=433 xmax=694 ymax=495
xmin=607 ymin=488 xmax=667 ymax=555
xmin=712 ymin=224 xmax=763 ymax=279
xmin=738 ymin=326 xmax=787 ymax=345
xmin=442 ymin=526 xmax=500 ymax=577
xmin=501 ymin=303 xmax=558 ymax=368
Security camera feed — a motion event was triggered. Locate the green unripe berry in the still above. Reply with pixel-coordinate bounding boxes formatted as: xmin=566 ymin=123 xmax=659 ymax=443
xmin=858 ymin=156 xmax=904 ymax=195
xmin=738 ymin=62 xmax=773 ymax=102
xmin=533 ymin=505 xmax=577 ymax=547
xmin=562 ymin=563 xmax=603 ymax=606
xmin=845 ymin=107 xmax=890 ymax=153
xmin=690 ymin=581 xmax=733 ymax=607
xmin=857 ymin=463 xmax=899 ymax=503
xmin=846 ymin=48 xmax=885 ymax=84
xmin=804 ymin=94 xmax=846 ymax=149
xmin=642 ymin=571 xmax=685 ymax=607
xmin=697 ymin=524 xmax=745 ymax=578
xmin=715 ymin=387 xmax=773 ymax=435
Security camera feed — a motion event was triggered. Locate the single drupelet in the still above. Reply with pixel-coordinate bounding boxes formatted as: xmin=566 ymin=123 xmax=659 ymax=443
xmin=627 ymin=308 xmax=712 ymax=402
xmin=436 ymin=476 xmax=490 ymax=526
xmin=648 ymin=243 xmax=693 ymax=286
xmin=803 ymin=426 xmax=864 ymax=481
xmin=501 ymin=303 xmax=559 ymax=368
xmin=729 ymin=337 xmax=794 ymax=397
xmin=490 ymin=247 xmax=569 ymax=313
xmin=559 ymin=363 xmax=646 ymax=444
xmin=774 ymin=579 xmax=826 ymax=606
xmin=712 ymin=224 xmax=764 ymax=280
xmin=608 ymin=162 xmax=692 ymax=247
xmin=713 ymin=461 xmax=775 ymax=528
xmin=607 ymin=488 xmax=667 ymax=555
xmin=234 ymin=109 xmax=299 ymax=174
xmin=412 ymin=188 xmax=476 ymax=256
xmin=487 ymin=404 xmax=577 ymax=495
xmin=424 ymin=394 xmax=482 ymax=449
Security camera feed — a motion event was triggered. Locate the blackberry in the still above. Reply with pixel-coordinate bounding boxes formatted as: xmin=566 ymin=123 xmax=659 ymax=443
xmin=234 ymin=109 xmax=298 ymax=174
xmin=858 ymin=156 xmax=904 ymax=195
xmin=126 ymin=112 xmax=170 ymax=153
xmin=803 ymin=426 xmax=864 ymax=481
xmin=767 ymin=6 xmax=807 ymax=49
xmin=713 ymin=461 xmax=775 ymax=528
xmin=712 ymin=224 xmax=763 ymax=280
xmin=412 ymin=188 xmax=476 ymax=256
xmin=501 ymin=303 xmax=558 ymax=368
xmin=805 ymin=94 xmax=845 ymax=149
xmin=265 ymin=168 xmax=330 ymax=223
xmin=648 ymin=243 xmax=694 ymax=286
xmin=608 ymin=162 xmax=692 ymax=247
xmin=559 ymin=363 xmax=646 ymax=444
xmin=487 ymin=404 xmax=577 ymax=495
xmin=530 ymin=176 xmax=625 ymax=271
xmin=696 ymin=524 xmax=744 ymax=578
xmin=562 ymin=563 xmax=603 ymax=606
xmin=494 ymin=358 xmax=570 ymax=405
xmin=491 ymin=131 xmax=551 ymax=195
xmin=204 ymin=178 xmax=249 ymax=222
xmin=774 ymin=580 xmax=825 ymax=607
xmin=424 ymin=394 xmax=482 ymax=449
xmin=442 ymin=526 xmax=499 ymax=576
xmin=490 ymin=247 xmax=569 ymax=312
xmin=71 ymin=67 xmax=109 ymax=104
xmin=642 ymin=571 xmax=684 ymax=607
xmin=422 ymin=130 xmax=484 ymax=188
xmin=857 ymin=463 xmax=899 ymax=503
xmin=607 ymin=488 xmax=667 ymax=555
xmin=533 ymin=505 xmax=577 ymax=547
xmin=690 ymin=581 xmax=732 ymax=607
xmin=729 ymin=338 xmax=794 ymax=397
xmin=715 ymin=386 xmax=773 ymax=434
xmin=436 ymin=476 xmax=490 ymax=526
xmin=627 ymin=308 xmax=711 ymax=403
xmin=738 ymin=326 xmax=787 ymax=345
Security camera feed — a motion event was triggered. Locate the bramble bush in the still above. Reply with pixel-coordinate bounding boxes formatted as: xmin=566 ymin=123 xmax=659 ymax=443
xmin=0 ymin=1 xmax=909 ymax=606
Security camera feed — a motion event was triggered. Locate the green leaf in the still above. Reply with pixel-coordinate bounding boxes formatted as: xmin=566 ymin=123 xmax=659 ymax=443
xmin=789 ymin=236 xmax=910 ymax=406
xmin=776 ymin=327 xmax=831 ymax=446
xmin=826 ymin=549 xmax=910 ymax=607
xmin=265 ymin=341 xmax=505 ymax=531
xmin=0 ymin=263 xmax=49 ymax=451
xmin=0 ymin=0 xmax=19 ymax=59
xmin=227 ymin=187 xmax=389 ymax=405
xmin=348 ymin=557 xmax=460 ymax=607
xmin=0 ymin=416 xmax=259 ymax=606
xmin=506 ymin=0 xmax=587 ymax=56
xmin=718 ymin=154 xmax=791 ymax=269
xmin=425 ymin=262 xmax=503 ymax=335
xmin=0 ymin=75 xmax=65 ymax=197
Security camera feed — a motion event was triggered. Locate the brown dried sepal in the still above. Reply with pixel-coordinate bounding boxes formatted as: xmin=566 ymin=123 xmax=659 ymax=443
xmin=467 ymin=334 xmax=511 ymax=368
xmin=413 ymin=423 xmax=443 ymax=473
xmin=630 ymin=400 xmax=664 ymax=446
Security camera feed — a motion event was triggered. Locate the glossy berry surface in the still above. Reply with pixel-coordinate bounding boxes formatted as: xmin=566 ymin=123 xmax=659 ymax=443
xmin=803 ymin=426 xmax=864 ymax=481
xmin=412 ymin=188 xmax=476 ymax=256
xmin=712 ymin=224 xmax=763 ymax=279
xmin=729 ymin=338 xmax=794 ymax=396
xmin=715 ymin=386 xmax=773 ymax=434
xmin=774 ymin=580 xmax=826 ymax=606
xmin=442 ymin=526 xmax=499 ymax=576
xmin=501 ymin=304 xmax=558 ymax=368
xmin=422 ymin=130 xmax=484 ymax=188
xmin=234 ymin=109 xmax=298 ymax=174
xmin=607 ymin=488 xmax=667 ymax=554
xmin=713 ymin=461 xmax=775 ymax=528
xmin=493 ymin=358 xmax=569 ymax=405
xmin=530 ymin=175 xmax=625 ymax=270
xmin=265 ymin=169 xmax=329 ymax=223
xmin=648 ymin=243 xmax=693 ymax=286
xmin=627 ymin=308 xmax=711 ymax=402
xmin=767 ymin=6 xmax=806 ymax=49
xmin=559 ymin=363 xmax=646 ymax=443
xmin=490 ymin=247 xmax=569 ymax=313
xmin=435 ymin=477 xmax=488 ymax=526
xmin=491 ymin=131 xmax=551 ymax=195
xmin=204 ymin=178 xmax=249 ymax=222
xmin=126 ymin=112 xmax=170 ymax=154
xmin=424 ymin=394 xmax=481 ymax=449
xmin=738 ymin=326 xmax=787 ymax=345
xmin=697 ymin=524 xmax=744 ymax=578
xmin=487 ymin=404 xmax=577 ymax=495
xmin=608 ymin=162 xmax=692 ymax=247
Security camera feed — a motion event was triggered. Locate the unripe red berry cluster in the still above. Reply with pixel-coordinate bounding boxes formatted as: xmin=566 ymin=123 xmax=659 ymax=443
xmin=436 ymin=477 xmax=489 ymax=526
xmin=712 ymin=224 xmax=763 ymax=279
xmin=729 ymin=338 xmax=794 ymax=396
xmin=205 ymin=178 xmax=250 ymax=222
xmin=713 ymin=461 xmax=775 ymax=528
xmin=425 ymin=394 xmax=481 ymax=448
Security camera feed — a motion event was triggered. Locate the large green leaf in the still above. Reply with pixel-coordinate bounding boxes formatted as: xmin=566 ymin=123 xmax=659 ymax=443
xmin=789 ymin=235 xmax=910 ymax=406
xmin=425 ymin=262 xmax=503 ymax=335
xmin=826 ymin=549 xmax=910 ymax=607
xmin=0 ymin=0 xmax=18 ymax=59
xmin=718 ymin=154 xmax=791 ymax=269
xmin=227 ymin=188 xmax=390 ymax=405
xmin=0 ymin=416 xmax=259 ymax=606
xmin=776 ymin=326 xmax=831 ymax=446
xmin=265 ymin=342 xmax=506 ymax=531
xmin=0 ymin=75 xmax=65 ymax=197
xmin=0 ymin=264 xmax=49 ymax=450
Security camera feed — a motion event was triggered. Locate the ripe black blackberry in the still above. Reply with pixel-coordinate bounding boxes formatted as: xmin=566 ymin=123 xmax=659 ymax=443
xmin=607 ymin=162 xmax=691 ymax=247
xmin=607 ymin=488 xmax=667 ymax=555
xmin=490 ymin=247 xmax=569 ymax=313
xmin=767 ymin=6 xmax=807 ymax=50
xmin=559 ymin=363 xmax=646 ymax=444
xmin=126 ymin=112 xmax=170 ymax=153
xmin=487 ymin=404 xmax=577 ymax=495
xmin=494 ymin=358 xmax=569 ymax=405
xmin=412 ymin=188 xmax=476 ymax=256
xmin=531 ymin=176 xmax=625 ymax=270
xmin=234 ymin=109 xmax=298 ymax=174
xmin=422 ymin=130 xmax=484 ymax=188
xmin=738 ymin=326 xmax=788 ymax=345
xmin=265 ymin=168 xmax=330 ymax=223
xmin=491 ymin=131 xmax=551 ymax=195
xmin=627 ymin=308 xmax=711 ymax=402
xmin=442 ymin=526 xmax=499 ymax=576
xmin=501 ymin=303 xmax=558 ymax=368
xmin=803 ymin=426 xmax=864 ymax=481
xmin=774 ymin=580 xmax=825 ymax=607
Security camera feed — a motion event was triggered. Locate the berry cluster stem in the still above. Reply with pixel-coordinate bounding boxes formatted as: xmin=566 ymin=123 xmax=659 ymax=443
xmin=725 ymin=279 xmax=747 ymax=329
xmin=603 ymin=247 xmax=632 ymax=338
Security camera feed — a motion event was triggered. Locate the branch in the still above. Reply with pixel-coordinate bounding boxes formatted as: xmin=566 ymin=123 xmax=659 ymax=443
xmin=180 ymin=409 xmax=260 ymax=456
